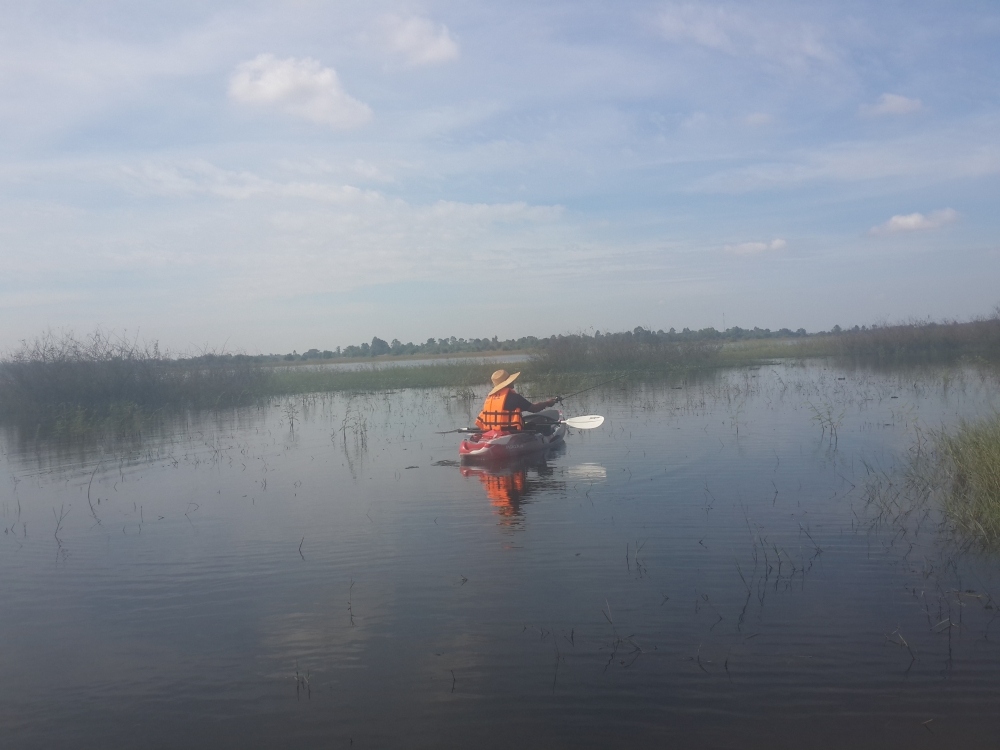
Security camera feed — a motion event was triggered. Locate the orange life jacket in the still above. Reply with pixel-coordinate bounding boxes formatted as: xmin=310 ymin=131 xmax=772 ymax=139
xmin=475 ymin=387 xmax=524 ymax=432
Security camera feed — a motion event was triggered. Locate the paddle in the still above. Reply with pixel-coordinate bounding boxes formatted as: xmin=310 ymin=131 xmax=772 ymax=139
xmin=437 ymin=414 xmax=604 ymax=434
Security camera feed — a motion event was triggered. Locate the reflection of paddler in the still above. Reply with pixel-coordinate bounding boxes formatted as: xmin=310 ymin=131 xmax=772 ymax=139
xmin=460 ymin=465 xmax=529 ymax=519
xmin=480 ymin=470 xmax=526 ymax=515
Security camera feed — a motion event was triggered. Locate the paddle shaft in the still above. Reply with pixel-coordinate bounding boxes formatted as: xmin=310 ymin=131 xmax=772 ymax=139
xmin=439 ymin=414 xmax=603 ymax=434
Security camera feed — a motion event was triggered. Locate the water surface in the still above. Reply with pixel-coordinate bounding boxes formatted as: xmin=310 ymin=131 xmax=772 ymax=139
xmin=3 ymin=363 xmax=1000 ymax=748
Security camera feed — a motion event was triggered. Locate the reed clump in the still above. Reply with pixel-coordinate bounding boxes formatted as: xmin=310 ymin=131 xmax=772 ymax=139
xmin=531 ymin=328 xmax=721 ymax=374
xmin=0 ymin=329 xmax=273 ymax=434
xmin=818 ymin=317 xmax=1000 ymax=365
xmin=712 ymin=317 xmax=1000 ymax=367
xmin=939 ymin=414 xmax=1000 ymax=545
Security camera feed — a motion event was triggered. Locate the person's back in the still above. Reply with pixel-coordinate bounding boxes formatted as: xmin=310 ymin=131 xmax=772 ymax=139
xmin=475 ymin=370 xmax=559 ymax=432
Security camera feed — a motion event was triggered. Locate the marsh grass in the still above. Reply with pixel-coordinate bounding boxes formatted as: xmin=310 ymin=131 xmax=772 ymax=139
xmin=715 ymin=318 xmax=1000 ymax=367
xmin=939 ymin=414 xmax=1000 ymax=545
xmin=5 ymin=317 xmax=997 ymax=436
xmin=530 ymin=317 xmax=1000 ymax=374
xmin=0 ymin=330 xmax=273 ymax=435
xmin=532 ymin=330 xmax=721 ymax=374
xmin=869 ymin=411 xmax=1000 ymax=551
xmin=831 ymin=318 xmax=1000 ymax=364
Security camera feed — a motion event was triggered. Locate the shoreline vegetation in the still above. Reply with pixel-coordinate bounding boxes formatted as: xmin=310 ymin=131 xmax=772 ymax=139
xmin=1 ymin=315 xmax=998 ymax=436
xmin=878 ymin=412 xmax=1000 ymax=553
xmin=939 ymin=414 xmax=1000 ymax=548
xmin=0 ymin=331 xmax=271 ymax=437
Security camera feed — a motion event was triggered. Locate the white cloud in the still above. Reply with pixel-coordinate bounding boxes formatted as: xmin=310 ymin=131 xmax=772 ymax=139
xmin=0 ymin=11 xmax=253 ymax=146
xmin=0 ymin=290 xmax=86 ymax=310
xmin=0 ymin=158 xmax=575 ymax=315
xmin=742 ymin=112 xmax=773 ymax=126
xmin=121 ymin=160 xmax=384 ymax=203
xmin=657 ymin=6 xmax=734 ymax=52
xmin=870 ymin=208 xmax=957 ymax=235
xmin=655 ymin=4 xmax=835 ymax=69
xmin=862 ymin=93 xmax=922 ymax=117
xmin=680 ymin=111 xmax=711 ymax=130
xmin=381 ymin=15 xmax=459 ymax=67
xmin=689 ymin=116 xmax=1000 ymax=192
xmin=269 ymin=158 xmax=395 ymax=183
xmin=349 ymin=159 xmax=395 ymax=183
xmin=725 ymin=238 xmax=787 ymax=255
xmin=228 ymin=54 xmax=372 ymax=129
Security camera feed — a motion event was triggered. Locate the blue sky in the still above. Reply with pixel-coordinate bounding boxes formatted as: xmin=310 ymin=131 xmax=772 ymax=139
xmin=2 ymin=1 xmax=998 ymax=354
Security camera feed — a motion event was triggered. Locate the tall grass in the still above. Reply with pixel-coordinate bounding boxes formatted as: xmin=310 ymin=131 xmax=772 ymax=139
xmin=939 ymin=414 xmax=1000 ymax=546
xmin=0 ymin=330 xmax=273 ymax=433
xmin=5 ymin=316 xmax=998 ymax=435
xmin=824 ymin=317 xmax=1000 ymax=365
xmin=707 ymin=318 xmax=1000 ymax=368
xmin=532 ymin=329 xmax=721 ymax=374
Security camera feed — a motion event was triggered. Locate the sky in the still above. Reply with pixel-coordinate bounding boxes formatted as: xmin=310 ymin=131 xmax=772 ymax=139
xmin=1 ymin=0 xmax=998 ymax=355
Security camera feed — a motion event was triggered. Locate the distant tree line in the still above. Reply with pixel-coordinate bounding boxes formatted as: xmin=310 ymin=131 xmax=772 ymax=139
xmin=176 ymin=322 xmax=924 ymax=365
xmin=187 ymin=334 xmax=546 ymax=364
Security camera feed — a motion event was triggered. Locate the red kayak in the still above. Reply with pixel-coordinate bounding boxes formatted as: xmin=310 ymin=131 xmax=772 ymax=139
xmin=459 ymin=409 xmax=567 ymax=462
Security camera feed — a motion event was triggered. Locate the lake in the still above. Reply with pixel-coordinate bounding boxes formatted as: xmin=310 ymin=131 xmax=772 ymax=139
xmin=3 ymin=362 xmax=1000 ymax=748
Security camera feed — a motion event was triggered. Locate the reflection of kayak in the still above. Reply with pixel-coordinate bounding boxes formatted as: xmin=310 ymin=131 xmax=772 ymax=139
xmin=459 ymin=409 xmax=567 ymax=462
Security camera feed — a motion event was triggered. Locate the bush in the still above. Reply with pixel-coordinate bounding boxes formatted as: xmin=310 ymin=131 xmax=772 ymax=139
xmin=828 ymin=317 xmax=1000 ymax=364
xmin=940 ymin=414 xmax=1000 ymax=545
xmin=531 ymin=328 xmax=721 ymax=373
xmin=0 ymin=330 xmax=273 ymax=431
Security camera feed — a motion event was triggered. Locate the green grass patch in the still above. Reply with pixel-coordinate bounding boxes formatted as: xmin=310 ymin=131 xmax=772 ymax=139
xmin=940 ymin=414 xmax=1000 ymax=546
xmin=713 ymin=338 xmax=818 ymax=365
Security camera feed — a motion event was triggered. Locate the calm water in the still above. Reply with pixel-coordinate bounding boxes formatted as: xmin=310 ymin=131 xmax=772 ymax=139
xmin=3 ymin=363 xmax=1000 ymax=749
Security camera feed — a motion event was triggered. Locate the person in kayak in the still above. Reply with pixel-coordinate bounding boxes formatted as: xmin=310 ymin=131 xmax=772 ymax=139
xmin=475 ymin=370 xmax=560 ymax=432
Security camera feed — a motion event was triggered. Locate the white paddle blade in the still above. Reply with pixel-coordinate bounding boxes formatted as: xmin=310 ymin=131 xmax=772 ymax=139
xmin=563 ymin=415 xmax=604 ymax=429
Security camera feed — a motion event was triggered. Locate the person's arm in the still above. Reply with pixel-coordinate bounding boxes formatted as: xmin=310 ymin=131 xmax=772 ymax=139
xmin=506 ymin=392 xmax=560 ymax=413
xmin=531 ymin=396 xmax=560 ymax=412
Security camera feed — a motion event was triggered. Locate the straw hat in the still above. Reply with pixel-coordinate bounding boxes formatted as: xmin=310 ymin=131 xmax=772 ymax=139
xmin=488 ymin=369 xmax=520 ymax=396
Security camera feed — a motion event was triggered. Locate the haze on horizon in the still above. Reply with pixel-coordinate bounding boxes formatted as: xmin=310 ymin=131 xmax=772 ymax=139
xmin=1 ymin=1 xmax=998 ymax=355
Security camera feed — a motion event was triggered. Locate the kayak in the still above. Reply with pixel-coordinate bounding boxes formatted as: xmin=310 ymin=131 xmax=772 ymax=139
xmin=459 ymin=408 xmax=567 ymax=462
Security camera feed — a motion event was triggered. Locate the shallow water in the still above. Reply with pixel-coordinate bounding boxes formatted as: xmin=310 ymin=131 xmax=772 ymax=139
xmin=3 ymin=363 xmax=1000 ymax=749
